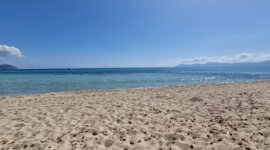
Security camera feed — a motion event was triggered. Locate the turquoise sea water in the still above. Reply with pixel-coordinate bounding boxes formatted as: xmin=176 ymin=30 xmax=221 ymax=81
xmin=0 ymin=67 xmax=270 ymax=96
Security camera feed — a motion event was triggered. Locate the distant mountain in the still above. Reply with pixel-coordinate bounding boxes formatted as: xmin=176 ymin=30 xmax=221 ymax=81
xmin=176 ymin=60 xmax=270 ymax=67
xmin=0 ymin=64 xmax=18 ymax=70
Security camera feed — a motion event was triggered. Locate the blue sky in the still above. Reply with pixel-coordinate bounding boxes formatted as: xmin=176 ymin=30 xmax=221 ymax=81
xmin=0 ymin=0 xmax=270 ymax=68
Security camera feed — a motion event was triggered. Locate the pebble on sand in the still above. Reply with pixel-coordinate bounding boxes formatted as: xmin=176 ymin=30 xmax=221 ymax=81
xmin=105 ymin=139 xmax=113 ymax=147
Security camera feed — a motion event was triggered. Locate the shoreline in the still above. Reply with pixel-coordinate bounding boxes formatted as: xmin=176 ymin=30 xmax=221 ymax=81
xmin=1 ymin=80 xmax=269 ymax=98
xmin=1 ymin=81 xmax=270 ymax=149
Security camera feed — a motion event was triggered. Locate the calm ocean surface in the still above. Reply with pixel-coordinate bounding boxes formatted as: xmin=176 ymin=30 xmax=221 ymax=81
xmin=0 ymin=67 xmax=270 ymax=96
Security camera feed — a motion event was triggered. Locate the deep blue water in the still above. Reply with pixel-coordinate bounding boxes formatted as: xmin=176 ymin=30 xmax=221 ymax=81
xmin=0 ymin=66 xmax=270 ymax=96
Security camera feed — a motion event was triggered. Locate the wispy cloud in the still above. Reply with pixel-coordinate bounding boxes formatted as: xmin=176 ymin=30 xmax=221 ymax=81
xmin=0 ymin=44 xmax=24 ymax=58
xmin=179 ymin=52 xmax=270 ymax=65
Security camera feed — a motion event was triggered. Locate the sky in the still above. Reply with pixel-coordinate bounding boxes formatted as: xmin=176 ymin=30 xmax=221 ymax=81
xmin=0 ymin=0 xmax=270 ymax=68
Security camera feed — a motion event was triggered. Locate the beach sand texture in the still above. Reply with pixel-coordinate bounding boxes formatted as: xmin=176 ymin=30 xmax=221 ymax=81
xmin=1 ymin=81 xmax=270 ymax=150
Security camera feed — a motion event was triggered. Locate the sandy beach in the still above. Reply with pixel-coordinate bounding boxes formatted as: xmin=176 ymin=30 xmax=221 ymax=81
xmin=0 ymin=81 xmax=270 ymax=150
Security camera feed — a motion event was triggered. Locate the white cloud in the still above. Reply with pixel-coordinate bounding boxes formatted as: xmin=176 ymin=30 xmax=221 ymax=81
xmin=179 ymin=52 xmax=270 ymax=65
xmin=0 ymin=44 xmax=24 ymax=58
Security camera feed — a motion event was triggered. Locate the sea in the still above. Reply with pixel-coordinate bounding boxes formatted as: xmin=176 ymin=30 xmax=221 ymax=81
xmin=0 ymin=66 xmax=270 ymax=96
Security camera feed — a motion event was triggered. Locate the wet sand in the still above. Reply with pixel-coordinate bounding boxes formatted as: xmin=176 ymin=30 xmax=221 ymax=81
xmin=0 ymin=81 xmax=270 ymax=150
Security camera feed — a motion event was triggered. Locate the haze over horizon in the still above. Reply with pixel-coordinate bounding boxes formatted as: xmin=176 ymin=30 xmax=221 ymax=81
xmin=1 ymin=0 xmax=270 ymax=68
